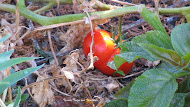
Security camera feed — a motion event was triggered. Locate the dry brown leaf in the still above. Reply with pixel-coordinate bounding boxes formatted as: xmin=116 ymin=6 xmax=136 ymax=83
xmin=61 ymin=50 xmax=81 ymax=84
xmin=59 ymin=19 xmax=108 ymax=54
xmin=32 ymin=75 xmax=55 ymax=107
xmin=1 ymin=18 xmax=23 ymax=45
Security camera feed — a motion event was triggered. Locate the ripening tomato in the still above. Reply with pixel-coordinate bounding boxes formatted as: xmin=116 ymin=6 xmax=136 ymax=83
xmin=83 ymin=30 xmax=134 ymax=76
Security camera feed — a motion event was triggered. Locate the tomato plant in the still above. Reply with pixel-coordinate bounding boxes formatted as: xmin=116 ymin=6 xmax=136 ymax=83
xmin=83 ymin=30 xmax=134 ymax=76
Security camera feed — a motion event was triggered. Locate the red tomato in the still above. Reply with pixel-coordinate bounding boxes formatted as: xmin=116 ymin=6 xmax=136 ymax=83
xmin=83 ymin=30 xmax=134 ymax=76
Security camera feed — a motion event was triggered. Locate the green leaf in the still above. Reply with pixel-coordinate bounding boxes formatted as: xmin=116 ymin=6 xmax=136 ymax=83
xmin=104 ymin=99 xmax=128 ymax=107
xmin=114 ymin=80 xmax=135 ymax=99
xmin=141 ymin=7 xmax=168 ymax=36
xmin=0 ymin=33 xmax=11 ymax=43
xmin=0 ymin=50 xmax=14 ymax=63
xmin=113 ymin=70 xmax=125 ymax=76
xmin=184 ymin=94 xmax=190 ymax=106
xmin=157 ymin=61 xmax=185 ymax=73
xmin=128 ymin=69 xmax=178 ymax=107
xmin=170 ymin=93 xmax=186 ymax=107
xmin=132 ymin=30 xmax=172 ymax=49
xmin=114 ymin=55 xmax=130 ymax=69
xmin=171 ymin=23 xmax=190 ymax=56
xmin=107 ymin=61 xmax=117 ymax=70
xmin=138 ymin=43 xmax=182 ymax=66
xmin=0 ymin=64 xmax=44 ymax=95
xmin=118 ymin=41 xmax=157 ymax=62
xmin=177 ymin=76 xmax=190 ymax=93
xmin=13 ymin=87 xmax=21 ymax=107
xmin=20 ymin=94 xmax=29 ymax=103
xmin=182 ymin=52 xmax=190 ymax=67
xmin=0 ymin=57 xmax=41 ymax=71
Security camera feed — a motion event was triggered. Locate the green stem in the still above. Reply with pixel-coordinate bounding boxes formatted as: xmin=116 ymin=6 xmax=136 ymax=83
xmin=0 ymin=0 xmax=140 ymax=26
xmin=176 ymin=72 xmax=190 ymax=78
xmin=34 ymin=2 xmax=56 ymax=13
xmin=119 ymin=15 xmax=123 ymax=44
xmin=159 ymin=6 xmax=190 ymax=22
xmin=26 ymin=0 xmax=72 ymax=4
xmin=159 ymin=6 xmax=190 ymax=14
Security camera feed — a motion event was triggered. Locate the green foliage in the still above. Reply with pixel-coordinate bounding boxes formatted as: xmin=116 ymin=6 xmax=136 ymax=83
xmin=0 ymin=36 xmax=44 ymax=105
xmin=20 ymin=94 xmax=29 ymax=103
xmin=114 ymin=80 xmax=135 ymax=99
xmin=13 ymin=87 xmax=21 ymax=107
xmin=106 ymin=8 xmax=190 ymax=107
xmin=0 ymin=33 xmax=11 ymax=43
xmin=138 ymin=43 xmax=182 ymax=66
xmin=0 ymin=64 xmax=44 ymax=95
xmin=171 ymin=23 xmax=190 ymax=56
xmin=128 ymin=69 xmax=178 ymax=107
xmin=113 ymin=70 xmax=125 ymax=76
xmin=141 ymin=7 xmax=168 ymax=36
xmin=104 ymin=99 xmax=128 ymax=107
xmin=170 ymin=93 xmax=186 ymax=107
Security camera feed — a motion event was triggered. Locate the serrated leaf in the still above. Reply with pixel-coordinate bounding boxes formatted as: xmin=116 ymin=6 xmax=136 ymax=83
xmin=113 ymin=70 xmax=125 ymax=76
xmin=132 ymin=30 xmax=172 ymax=49
xmin=0 ymin=50 xmax=14 ymax=63
xmin=157 ymin=61 xmax=184 ymax=73
xmin=0 ymin=64 xmax=44 ymax=95
xmin=0 ymin=57 xmax=41 ymax=71
xmin=118 ymin=41 xmax=157 ymax=62
xmin=107 ymin=61 xmax=117 ymax=70
xmin=104 ymin=99 xmax=128 ymax=107
xmin=141 ymin=7 xmax=168 ymax=36
xmin=170 ymin=93 xmax=186 ymax=107
xmin=13 ymin=87 xmax=21 ymax=107
xmin=171 ymin=23 xmax=190 ymax=56
xmin=182 ymin=52 xmax=190 ymax=67
xmin=128 ymin=69 xmax=178 ymax=107
xmin=138 ymin=43 xmax=182 ymax=66
xmin=0 ymin=33 xmax=11 ymax=43
xmin=114 ymin=80 xmax=135 ymax=99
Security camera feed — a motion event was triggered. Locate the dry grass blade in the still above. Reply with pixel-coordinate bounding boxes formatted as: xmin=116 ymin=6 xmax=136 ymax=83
xmin=110 ymin=0 xmax=136 ymax=6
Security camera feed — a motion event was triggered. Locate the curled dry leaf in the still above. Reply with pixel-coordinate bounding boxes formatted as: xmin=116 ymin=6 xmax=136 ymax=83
xmin=60 ymin=50 xmax=81 ymax=87
xmin=32 ymin=75 xmax=55 ymax=107
xmin=59 ymin=19 xmax=108 ymax=54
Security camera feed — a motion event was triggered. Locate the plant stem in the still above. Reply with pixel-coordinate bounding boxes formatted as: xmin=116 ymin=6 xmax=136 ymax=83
xmin=0 ymin=0 xmax=140 ymax=26
xmin=26 ymin=0 xmax=72 ymax=4
xmin=34 ymin=1 xmax=56 ymax=13
xmin=176 ymin=72 xmax=190 ymax=78
xmin=119 ymin=15 xmax=123 ymax=44
xmin=159 ymin=6 xmax=190 ymax=22
xmin=159 ymin=6 xmax=190 ymax=14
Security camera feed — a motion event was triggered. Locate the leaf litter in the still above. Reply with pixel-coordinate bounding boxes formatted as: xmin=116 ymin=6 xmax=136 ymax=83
xmin=0 ymin=0 xmax=186 ymax=106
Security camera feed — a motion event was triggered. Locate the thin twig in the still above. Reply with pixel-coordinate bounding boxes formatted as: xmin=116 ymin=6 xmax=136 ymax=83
xmin=50 ymin=84 xmax=71 ymax=96
xmin=34 ymin=20 xmax=85 ymax=31
xmin=16 ymin=0 xmax=20 ymax=41
xmin=56 ymin=0 xmax=60 ymax=9
xmin=13 ymin=28 xmax=31 ymax=45
xmin=114 ymin=70 xmax=144 ymax=79
xmin=110 ymin=0 xmax=136 ymax=6
xmin=24 ymin=78 xmax=35 ymax=100
xmin=90 ymin=71 xmax=144 ymax=80
xmin=7 ymin=68 xmax=12 ymax=102
xmin=75 ymin=73 xmax=94 ymax=107
xmin=84 ymin=11 xmax=95 ymax=70
xmin=122 ymin=19 xmax=145 ymax=33
xmin=47 ymin=30 xmax=59 ymax=65
xmin=21 ymin=75 xmax=66 ymax=94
